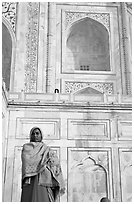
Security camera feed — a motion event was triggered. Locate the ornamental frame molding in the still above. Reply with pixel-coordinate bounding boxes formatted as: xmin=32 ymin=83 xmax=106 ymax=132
xmin=61 ymin=8 xmax=115 ymax=75
xmin=65 ymin=81 xmax=114 ymax=95
xmin=120 ymin=3 xmax=132 ymax=95
xmin=24 ymin=2 xmax=40 ymax=93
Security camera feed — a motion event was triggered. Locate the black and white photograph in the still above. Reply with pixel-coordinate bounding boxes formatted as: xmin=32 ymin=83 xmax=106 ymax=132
xmin=2 ymin=1 xmax=132 ymax=202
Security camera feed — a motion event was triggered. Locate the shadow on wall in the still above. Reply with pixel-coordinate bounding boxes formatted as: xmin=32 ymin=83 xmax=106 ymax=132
xmin=2 ymin=23 xmax=12 ymax=91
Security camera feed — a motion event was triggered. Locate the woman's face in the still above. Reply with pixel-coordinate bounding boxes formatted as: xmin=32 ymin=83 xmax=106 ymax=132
xmin=31 ymin=128 xmax=42 ymax=142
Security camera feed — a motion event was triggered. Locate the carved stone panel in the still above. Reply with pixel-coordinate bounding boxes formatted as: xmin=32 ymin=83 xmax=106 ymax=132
xmin=68 ymin=119 xmax=110 ymax=140
xmin=15 ymin=118 xmax=60 ymax=139
xmin=119 ymin=149 xmax=132 ymax=202
xmin=65 ymin=11 xmax=110 ymax=31
xmin=74 ymin=94 xmax=104 ymax=102
xmin=24 ymin=2 xmax=39 ymax=93
xmin=65 ymin=81 xmax=114 ymax=95
xmin=117 ymin=121 xmax=132 ymax=140
xmin=2 ymin=2 xmax=17 ymax=33
xmin=68 ymin=148 xmax=112 ymax=202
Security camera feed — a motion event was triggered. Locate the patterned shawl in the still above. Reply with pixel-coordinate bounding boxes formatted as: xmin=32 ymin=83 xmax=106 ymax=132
xmin=21 ymin=141 xmax=65 ymax=194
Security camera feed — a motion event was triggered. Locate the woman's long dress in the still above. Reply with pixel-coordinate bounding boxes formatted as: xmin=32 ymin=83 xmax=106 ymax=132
xmin=21 ymin=175 xmax=54 ymax=202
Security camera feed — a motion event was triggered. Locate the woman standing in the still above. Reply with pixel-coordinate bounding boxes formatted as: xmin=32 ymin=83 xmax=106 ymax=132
xmin=21 ymin=127 xmax=65 ymax=202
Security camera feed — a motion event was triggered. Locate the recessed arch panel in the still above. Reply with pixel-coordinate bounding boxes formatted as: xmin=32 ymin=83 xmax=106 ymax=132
xmin=68 ymin=155 xmax=108 ymax=202
xmin=2 ymin=22 xmax=12 ymax=91
xmin=65 ymin=17 xmax=110 ymax=72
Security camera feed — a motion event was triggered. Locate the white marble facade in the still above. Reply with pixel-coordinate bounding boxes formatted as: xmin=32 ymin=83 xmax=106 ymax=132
xmin=2 ymin=2 xmax=132 ymax=202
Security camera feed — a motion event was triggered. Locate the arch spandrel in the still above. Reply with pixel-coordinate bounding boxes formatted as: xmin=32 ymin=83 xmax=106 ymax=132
xmin=65 ymin=11 xmax=110 ymax=32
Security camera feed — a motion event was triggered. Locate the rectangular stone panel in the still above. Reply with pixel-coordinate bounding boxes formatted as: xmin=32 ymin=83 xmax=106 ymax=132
xmin=117 ymin=121 xmax=132 ymax=140
xmin=74 ymin=94 xmax=104 ymax=102
xmin=67 ymin=119 xmax=110 ymax=140
xmin=59 ymin=94 xmax=70 ymax=102
xmin=25 ymin=93 xmax=54 ymax=101
xmin=15 ymin=118 xmax=60 ymax=139
xmin=118 ymin=148 xmax=132 ymax=202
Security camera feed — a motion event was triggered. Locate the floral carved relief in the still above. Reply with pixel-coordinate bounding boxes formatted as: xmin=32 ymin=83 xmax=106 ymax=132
xmin=2 ymin=2 xmax=17 ymax=33
xmin=65 ymin=82 xmax=114 ymax=95
xmin=24 ymin=2 xmax=39 ymax=92
xmin=65 ymin=12 xmax=110 ymax=31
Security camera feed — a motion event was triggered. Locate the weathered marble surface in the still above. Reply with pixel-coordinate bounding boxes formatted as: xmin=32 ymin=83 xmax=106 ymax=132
xmin=2 ymin=105 xmax=132 ymax=202
xmin=2 ymin=2 xmax=132 ymax=202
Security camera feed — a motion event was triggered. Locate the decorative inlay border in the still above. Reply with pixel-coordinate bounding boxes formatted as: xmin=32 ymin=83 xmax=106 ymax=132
xmin=65 ymin=11 xmax=110 ymax=31
xmin=65 ymin=81 xmax=114 ymax=95
xmin=2 ymin=2 xmax=17 ymax=33
xmin=121 ymin=3 xmax=131 ymax=95
xmin=24 ymin=2 xmax=39 ymax=93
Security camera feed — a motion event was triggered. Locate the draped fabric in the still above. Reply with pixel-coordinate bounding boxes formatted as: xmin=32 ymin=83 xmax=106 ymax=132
xmin=21 ymin=139 xmax=65 ymax=202
xmin=21 ymin=175 xmax=50 ymax=202
xmin=22 ymin=142 xmax=49 ymax=179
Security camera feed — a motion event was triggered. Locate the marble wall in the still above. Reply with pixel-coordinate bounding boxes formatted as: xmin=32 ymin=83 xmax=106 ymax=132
xmin=2 ymin=2 xmax=132 ymax=202
xmin=3 ymin=105 xmax=132 ymax=202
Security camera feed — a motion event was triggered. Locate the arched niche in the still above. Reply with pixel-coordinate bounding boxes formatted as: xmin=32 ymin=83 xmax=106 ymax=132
xmin=2 ymin=22 xmax=12 ymax=91
xmin=68 ymin=156 xmax=108 ymax=202
xmin=65 ymin=17 xmax=110 ymax=72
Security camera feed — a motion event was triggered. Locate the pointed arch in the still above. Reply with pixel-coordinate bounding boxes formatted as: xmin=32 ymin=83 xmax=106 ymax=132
xmin=65 ymin=17 xmax=110 ymax=72
xmin=69 ymin=155 xmax=108 ymax=202
xmin=66 ymin=16 xmax=109 ymax=40
xmin=2 ymin=17 xmax=16 ymax=91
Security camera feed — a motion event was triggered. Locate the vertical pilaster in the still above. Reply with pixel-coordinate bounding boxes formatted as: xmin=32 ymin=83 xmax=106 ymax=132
xmin=46 ymin=2 xmax=56 ymax=93
xmin=24 ymin=2 xmax=39 ymax=93
xmin=120 ymin=3 xmax=131 ymax=95
xmin=13 ymin=2 xmax=27 ymax=92
xmin=37 ymin=2 xmax=48 ymax=92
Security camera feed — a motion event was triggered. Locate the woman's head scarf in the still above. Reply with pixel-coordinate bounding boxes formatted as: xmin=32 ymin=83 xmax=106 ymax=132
xmin=30 ymin=127 xmax=43 ymax=142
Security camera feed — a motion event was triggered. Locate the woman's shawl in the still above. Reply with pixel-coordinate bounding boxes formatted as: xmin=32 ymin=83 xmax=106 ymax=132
xmin=21 ymin=142 xmax=65 ymax=192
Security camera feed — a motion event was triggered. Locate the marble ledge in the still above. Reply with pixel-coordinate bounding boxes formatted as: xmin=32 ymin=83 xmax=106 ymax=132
xmin=1 ymin=90 xmax=131 ymax=110
xmin=7 ymin=92 xmax=131 ymax=102
xmin=7 ymin=100 xmax=132 ymax=111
